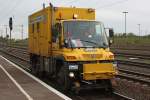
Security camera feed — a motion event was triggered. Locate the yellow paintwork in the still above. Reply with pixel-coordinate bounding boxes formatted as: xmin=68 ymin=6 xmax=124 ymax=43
xmin=54 ymin=7 xmax=95 ymax=21
xmin=29 ymin=7 xmax=95 ymax=56
xmin=83 ymin=63 xmax=116 ymax=80
xmin=62 ymin=48 xmax=114 ymax=61
xmin=28 ymin=7 xmax=51 ymax=56
xmin=28 ymin=6 xmax=117 ymax=80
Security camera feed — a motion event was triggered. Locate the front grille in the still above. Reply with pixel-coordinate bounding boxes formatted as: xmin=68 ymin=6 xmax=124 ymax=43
xmin=82 ymin=54 xmax=103 ymax=59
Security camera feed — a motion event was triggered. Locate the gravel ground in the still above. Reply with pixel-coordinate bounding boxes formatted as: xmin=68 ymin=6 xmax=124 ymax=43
xmin=115 ymin=78 xmax=150 ymax=100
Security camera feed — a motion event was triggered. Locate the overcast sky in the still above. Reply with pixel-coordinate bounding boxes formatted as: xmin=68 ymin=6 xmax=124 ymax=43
xmin=0 ymin=0 xmax=150 ymax=39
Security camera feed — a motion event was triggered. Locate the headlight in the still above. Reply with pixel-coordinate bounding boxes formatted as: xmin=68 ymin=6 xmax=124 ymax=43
xmin=69 ymin=72 xmax=74 ymax=78
xmin=113 ymin=62 xmax=118 ymax=68
xmin=69 ymin=65 xmax=78 ymax=70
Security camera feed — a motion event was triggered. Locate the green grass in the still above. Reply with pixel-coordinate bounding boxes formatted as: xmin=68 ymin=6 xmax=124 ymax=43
xmin=0 ymin=37 xmax=28 ymax=47
xmin=113 ymin=36 xmax=150 ymax=46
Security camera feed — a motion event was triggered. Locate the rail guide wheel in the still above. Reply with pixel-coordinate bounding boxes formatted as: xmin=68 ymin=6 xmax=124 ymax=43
xmin=57 ymin=63 xmax=71 ymax=92
xmin=105 ymin=80 xmax=114 ymax=95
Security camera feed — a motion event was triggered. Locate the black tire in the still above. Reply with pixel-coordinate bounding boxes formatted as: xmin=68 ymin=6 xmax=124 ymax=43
xmin=57 ymin=63 xmax=71 ymax=92
xmin=31 ymin=59 xmax=36 ymax=75
xmin=105 ymin=80 xmax=114 ymax=95
xmin=38 ymin=57 xmax=45 ymax=78
xmin=31 ymin=57 xmax=40 ymax=76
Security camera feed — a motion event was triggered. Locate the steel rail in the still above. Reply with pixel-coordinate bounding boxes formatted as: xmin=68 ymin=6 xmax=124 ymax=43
xmin=3 ymin=46 xmax=150 ymax=68
xmin=5 ymin=49 xmax=149 ymax=86
xmin=1 ymin=45 xmax=27 ymax=51
xmin=0 ymin=49 xmax=30 ymax=71
xmin=119 ymin=69 xmax=150 ymax=77
xmin=118 ymin=68 xmax=150 ymax=85
xmin=118 ymin=74 xmax=150 ymax=85
xmin=117 ymin=60 xmax=150 ymax=69
xmin=115 ymin=53 xmax=150 ymax=59
xmin=111 ymin=47 xmax=150 ymax=51
xmin=73 ymin=92 xmax=134 ymax=100
xmin=113 ymin=92 xmax=135 ymax=100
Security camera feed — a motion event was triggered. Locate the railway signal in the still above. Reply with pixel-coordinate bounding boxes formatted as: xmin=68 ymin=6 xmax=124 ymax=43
xmin=9 ymin=17 xmax=13 ymax=31
xmin=9 ymin=17 xmax=13 ymax=45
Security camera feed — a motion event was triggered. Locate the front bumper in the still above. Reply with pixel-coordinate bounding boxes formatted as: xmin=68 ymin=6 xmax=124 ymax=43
xmin=68 ymin=61 xmax=118 ymax=80
xmin=83 ymin=63 xmax=117 ymax=80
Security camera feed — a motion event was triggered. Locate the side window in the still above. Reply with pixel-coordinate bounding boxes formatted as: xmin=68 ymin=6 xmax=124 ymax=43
xmin=96 ymin=24 xmax=101 ymax=35
xmin=32 ymin=24 xmax=34 ymax=33
xmin=37 ymin=22 xmax=40 ymax=33
xmin=52 ymin=23 xmax=61 ymax=42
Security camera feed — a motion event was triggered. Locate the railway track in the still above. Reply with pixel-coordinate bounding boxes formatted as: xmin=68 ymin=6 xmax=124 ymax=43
xmin=118 ymin=69 xmax=150 ymax=85
xmin=1 ymin=46 xmax=150 ymax=85
xmin=73 ymin=92 xmax=134 ymax=100
xmin=0 ymin=48 xmax=30 ymax=71
xmin=117 ymin=60 xmax=150 ymax=69
xmin=0 ymin=46 xmax=135 ymax=100
xmin=4 ymin=45 xmax=150 ymax=60
xmin=115 ymin=52 xmax=150 ymax=60
xmin=111 ymin=47 xmax=150 ymax=51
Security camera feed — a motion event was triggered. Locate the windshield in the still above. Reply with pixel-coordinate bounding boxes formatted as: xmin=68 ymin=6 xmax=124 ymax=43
xmin=63 ymin=21 xmax=108 ymax=48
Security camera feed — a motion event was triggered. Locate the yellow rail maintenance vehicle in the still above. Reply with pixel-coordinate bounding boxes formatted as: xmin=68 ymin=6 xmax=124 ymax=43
xmin=28 ymin=4 xmax=118 ymax=92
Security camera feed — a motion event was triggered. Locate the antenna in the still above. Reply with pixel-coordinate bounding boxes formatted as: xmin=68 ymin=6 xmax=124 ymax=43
xmin=49 ymin=2 xmax=53 ymax=7
xmin=43 ymin=3 xmax=45 ymax=9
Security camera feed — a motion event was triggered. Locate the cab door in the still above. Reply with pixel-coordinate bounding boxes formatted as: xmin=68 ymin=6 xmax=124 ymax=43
xmin=52 ymin=23 xmax=62 ymax=55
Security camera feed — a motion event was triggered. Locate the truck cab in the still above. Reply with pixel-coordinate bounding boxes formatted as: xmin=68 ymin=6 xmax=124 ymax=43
xmin=52 ymin=19 xmax=117 ymax=91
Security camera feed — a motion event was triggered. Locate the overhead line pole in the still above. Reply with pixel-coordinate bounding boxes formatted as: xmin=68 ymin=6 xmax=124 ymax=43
xmin=4 ymin=25 xmax=8 ymax=46
xmin=123 ymin=11 xmax=128 ymax=37
xmin=21 ymin=24 xmax=24 ymax=40
xmin=138 ymin=24 xmax=141 ymax=39
xmin=4 ymin=25 xmax=8 ymax=38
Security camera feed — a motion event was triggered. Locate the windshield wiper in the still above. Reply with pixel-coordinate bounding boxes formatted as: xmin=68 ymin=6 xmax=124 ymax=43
xmin=101 ymin=42 xmax=109 ymax=48
xmin=79 ymin=39 xmax=98 ymax=45
xmin=79 ymin=39 xmax=107 ymax=48
xmin=69 ymin=39 xmax=108 ymax=49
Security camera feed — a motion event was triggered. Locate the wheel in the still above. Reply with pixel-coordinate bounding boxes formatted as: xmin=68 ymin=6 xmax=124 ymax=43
xmin=105 ymin=80 xmax=114 ymax=95
xmin=57 ymin=63 xmax=71 ymax=92
xmin=31 ymin=56 xmax=40 ymax=76
xmin=38 ymin=56 xmax=45 ymax=78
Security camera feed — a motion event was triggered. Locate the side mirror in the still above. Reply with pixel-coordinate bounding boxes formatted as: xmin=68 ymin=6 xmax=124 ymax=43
xmin=109 ymin=28 xmax=114 ymax=46
xmin=109 ymin=39 xmax=113 ymax=46
xmin=52 ymin=36 xmax=56 ymax=42
xmin=62 ymin=39 xmax=69 ymax=48
xmin=109 ymin=28 xmax=114 ymax=38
